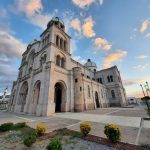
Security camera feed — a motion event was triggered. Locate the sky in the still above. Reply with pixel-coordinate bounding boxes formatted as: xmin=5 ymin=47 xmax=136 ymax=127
xmin=0 ymin=0 xmax=150 ymax=98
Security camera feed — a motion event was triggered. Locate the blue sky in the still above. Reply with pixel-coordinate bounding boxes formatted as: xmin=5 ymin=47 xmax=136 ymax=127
xmin=0 ymin=0 xmax=150 ymax=97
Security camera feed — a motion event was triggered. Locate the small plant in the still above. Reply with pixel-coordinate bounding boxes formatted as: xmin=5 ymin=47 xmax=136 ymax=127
xmin=46 ymin=139 xmax=62 ymax=150
xmin=104 ymin=124 xmax=121 ymax=142
xmin=0 ymin=122 xmax=14 ymax=132
xmin=13 ymin=122 xmax=27 ymax=129
xmin=23 ymin=134 xmax=36 ymax=147
xmin=80 ymin=121 xmax=91 ymax=137
xmin=36 ymin=123 xmax=46 ymax=136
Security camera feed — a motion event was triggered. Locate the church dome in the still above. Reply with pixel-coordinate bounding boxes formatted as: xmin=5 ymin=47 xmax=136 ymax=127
xmin=84 ymin=59 xmax=97 ymax=72
xmin=84 ymin=59 xmax=97 ymax=68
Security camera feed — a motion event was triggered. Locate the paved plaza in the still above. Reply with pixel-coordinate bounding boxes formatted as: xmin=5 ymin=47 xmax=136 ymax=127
xmin=0 ymin=106 xmax=150 ymax=146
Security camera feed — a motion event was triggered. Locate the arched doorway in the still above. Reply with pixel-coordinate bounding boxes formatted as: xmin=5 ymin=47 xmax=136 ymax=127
xmin=95 ymin=91 xmax=100 ymax=108
xmin=54 ymin=82 xmax=66 ymax=112
xmin=32 ymin=81 xmax=41 ymax=114
xmin=19 ymin=81 xmax=28 ymax=112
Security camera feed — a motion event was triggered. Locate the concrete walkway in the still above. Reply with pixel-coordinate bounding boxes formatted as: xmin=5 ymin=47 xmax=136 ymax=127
xmin=0 ymin=107 xmax=149 ymax=146
xmin=54 ymin=112 xmax=141 ymax=128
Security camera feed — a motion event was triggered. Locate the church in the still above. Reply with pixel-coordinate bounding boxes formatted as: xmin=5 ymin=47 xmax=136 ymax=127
xmin=9 ymin=17 xmax=127 ymax=116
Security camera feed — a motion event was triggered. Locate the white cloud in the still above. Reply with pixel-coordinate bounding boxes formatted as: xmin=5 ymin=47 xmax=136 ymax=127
xmin=71 ymin=18 xmax=81 ymax=33
xmin=145 ymin=33 xmax=150 ymax=37
xmin=72 ymin=56 xmax=86 ymax=65
xmin=103 ymin=50 xmax=127 ymax=68
xmin=70 ymin=16 xmax=96 ymax=38
xmin=14 ymin=0 xmax=55 ymax=29
xmin=136 ymin=55 xmax=148 ymax=60
xmin=94 ymin=37 xmax=112 ymax=51
xmin=17 ymin=0 xmax=43 ymax=17
xmin=72 ymin=0 xmax=104 ymax=8
xmin=82 ymin=16 xmax=96 ymax=38
xmin=0 ymin=28 xmax=26 ymax=58
xmin=140 ymin=19 xmax=149 ymax=33
xmin=133 ymin=64 xmax=149 ymax=71
xmin=0 ymin=26 xmax=26 ymax=94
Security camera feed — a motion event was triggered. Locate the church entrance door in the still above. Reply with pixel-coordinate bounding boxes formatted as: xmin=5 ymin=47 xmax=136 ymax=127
xmin=54 ymin=83 xmax=63 ymax=112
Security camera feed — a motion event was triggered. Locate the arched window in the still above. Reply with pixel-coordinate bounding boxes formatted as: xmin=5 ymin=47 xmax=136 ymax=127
xmin=40 ymin=52 xmax=47 ymax=66
xmin=107 ymin=76 xmax=110 ymax=82
xmin=110 ymin=75 xmax=113 ymax=82
xmin=100 ymin=78 xmax=103 ymax=84
xmin=111 ymin=90 xmax=115 ymax=98
xmin=56 ymin=35 xmax=59 ymax=47
xmin=56 ymin=55 xmax=61 ymax=66
xmin=60 ymin=38 xmax=63 ymax=49
xmin=64 ymin=41 xmax=67 ymax=51
xmin=61 ymin=57 xmax=65 ymax=68
xmin=87 ymin=85 xmax=91 ymax=98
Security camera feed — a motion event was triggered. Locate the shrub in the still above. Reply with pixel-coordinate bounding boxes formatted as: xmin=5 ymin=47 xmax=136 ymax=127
xmin=46 ymin=139 xmax=62 ymax=150
xmin=36 ymin=123 xmax=46 ymax=136
xmin=80 ymin=121 xmax=91 ymax=137
xmin=23 ymin=134 xmax=36 ymax=147
xmin=13 ymin=122 xmax=27 ymax=129
xmin=0 ymin=122 xmax=14 ymax=132
xmin=104 ymin=124 xmax=121 ymax=142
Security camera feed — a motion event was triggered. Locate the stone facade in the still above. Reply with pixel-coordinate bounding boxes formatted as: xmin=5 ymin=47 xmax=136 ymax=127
xmin=9 ymin=17 xmax=128 ymax=116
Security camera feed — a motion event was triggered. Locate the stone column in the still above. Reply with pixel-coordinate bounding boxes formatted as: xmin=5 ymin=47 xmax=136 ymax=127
xmin=45 ymin=62 xmax=55 ymax=116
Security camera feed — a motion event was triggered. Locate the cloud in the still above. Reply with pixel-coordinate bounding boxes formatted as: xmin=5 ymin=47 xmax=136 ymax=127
xmin=140 ymin=19 xmax=149 ymax=33
xmin=136 ymin=55 xmax=148 ymax=60
xmin=123 ymin=77 xmax=150 ymax=98
xmin=14 ymin=0 xmax=54 ymax=29
xmin=18 ymin=0 xmax=43 ymax=17
xmin=71 ymin=18 xmax=81 ymax=33
xmin=103 ymin=50 xmax=127 ymax=68
xmin=82 ymin=16 xmax=95 ymax=38
xmin=123 ymin=77 xmax=150 ymax=87
xmin=145 ymin=33 xmax=150 ymax=37
xmin=72 ymin=56 xmax=86 ymax=65
xmin=72 ymin=0 xmax=103 ymax=8
xmin=123 ymin=80 xmax=137 ymax=86
xmin=94 ymin=37 xmax=112 ymax=51
xmin=0 ymin=25 xmax=26 ymax=94
xmin=0 ymin=28 xmax=26 ymax=58
xmin=133 ymin=64 xmax=149 ymax=71
xmin=70 ymin=16 xmax=96 ymax=38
